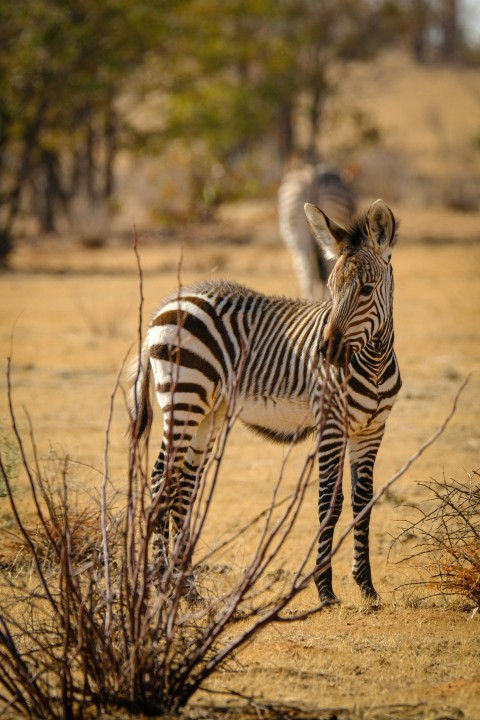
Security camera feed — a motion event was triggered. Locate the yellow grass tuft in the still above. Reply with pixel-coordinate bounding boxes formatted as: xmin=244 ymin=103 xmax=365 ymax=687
xmin=1 ymin=505 xmax=106 ymax=571
xmin=428 ymin=542 xmax=480 ymax=607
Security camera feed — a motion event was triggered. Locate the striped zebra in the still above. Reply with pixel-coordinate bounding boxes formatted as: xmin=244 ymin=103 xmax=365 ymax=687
xmin=128 ymin=199 xmax=401 ymax=605
xmin=278 ymin=163 xmax=357 ymax=300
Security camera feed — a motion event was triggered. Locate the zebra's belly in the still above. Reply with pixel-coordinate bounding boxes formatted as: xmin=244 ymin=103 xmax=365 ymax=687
xmin=238 ymin=395 xmax=315 ymax=442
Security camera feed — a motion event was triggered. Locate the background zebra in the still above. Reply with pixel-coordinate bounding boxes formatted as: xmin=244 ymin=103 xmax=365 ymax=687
xmin=129 ymin=199 xmax=401 ymax=605
xmin=278 ymin=162 xmax=357 ymax=300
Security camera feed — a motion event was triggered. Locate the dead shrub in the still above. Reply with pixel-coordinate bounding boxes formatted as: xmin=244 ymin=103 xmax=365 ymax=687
xmin=0 ymin=353 xmax=329 ymax=719
xmin=394 ymin=470 xmax=480 ymax=609
xmin=2 ymin=492 xmax=116 ymax=572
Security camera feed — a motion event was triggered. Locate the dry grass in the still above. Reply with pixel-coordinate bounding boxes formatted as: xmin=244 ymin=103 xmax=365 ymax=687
xmin=1 ymin=216 xmax=480 ymax=717
xmin=2 ymin=227 xmax=478 ymax=718
xmin=318 ymin=50 xmax=480 ymax=210
xmin=2 ymin=358 xmax=436 ymax=718
xmin=1 ymin=505 xmax=106 ymax=570
xmin=3 ymin=47 xmax=480 ymax=707
xmin=430 ymin=542 xmax=480 ymax=605
xmin=1 ymin=47 xmax=480 ymax=719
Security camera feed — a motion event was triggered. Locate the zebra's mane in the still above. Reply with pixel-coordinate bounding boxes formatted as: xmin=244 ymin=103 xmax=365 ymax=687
xmin=160 ymin=278 xmax=321 ymax=309
xmin=342 ymin=213 xmax=400 ymax=252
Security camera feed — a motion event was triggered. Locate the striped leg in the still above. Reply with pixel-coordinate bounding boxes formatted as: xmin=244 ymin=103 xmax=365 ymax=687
xmin=151 ymin=403 xmax=224 ymax=598
xmin=168 ymin=408 xmax=225 ymax=595
xmin=315 ymin=427 xmax=347 ymax=604
xmin=150 ymin=443 xmax=171 ymax=580
xmin=349 ymin=428 xmax=384 ymax=601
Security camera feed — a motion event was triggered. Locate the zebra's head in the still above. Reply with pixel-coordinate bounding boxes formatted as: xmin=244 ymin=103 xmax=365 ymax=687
xmin=304 ymin=199 xmax=398 ymax=368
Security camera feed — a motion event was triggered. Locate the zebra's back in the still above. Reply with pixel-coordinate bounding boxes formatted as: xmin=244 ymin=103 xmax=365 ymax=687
xmin=147 ymin=279 xmax=327 ymax=443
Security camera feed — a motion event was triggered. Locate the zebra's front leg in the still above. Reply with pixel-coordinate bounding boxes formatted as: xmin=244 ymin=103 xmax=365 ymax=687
xmin=349 ymin=429 xmax=384 ymax=602
xmin=315 ymin=434 xmax=346 ymax=605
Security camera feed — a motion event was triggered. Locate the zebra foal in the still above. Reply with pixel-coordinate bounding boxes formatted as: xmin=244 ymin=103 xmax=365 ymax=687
xmin=128 ymin=199 xmax=401 ymax=605
xmin=278 ymin=163 xmax=356 ymax=300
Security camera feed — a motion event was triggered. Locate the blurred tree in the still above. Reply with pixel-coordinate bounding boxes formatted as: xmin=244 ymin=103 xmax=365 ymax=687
xmin=158 ymin=0 xmax=388 ymax=217
xmin=0 ymin=0 xmax=477 ymax=262
xmin=409 ymin=0 xmax=433 ymax=61
xmin=376 ymin=0 xmax=468 ymax=63
xmin=440 ymin=0 xmax=461 ymax=61
xmin=0 ymin=0 xmax=171 ymax=262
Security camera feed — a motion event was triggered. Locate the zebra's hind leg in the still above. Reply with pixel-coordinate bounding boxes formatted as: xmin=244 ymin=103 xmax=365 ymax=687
xmin=349 ymin=430 xmax=384 ymax=603
xmin=151 ymin=404 xmax=225 ymax=601
xmin=167 ymin=406 xmax=225 ymax=602
xmin=149 ymin=441 xmax=176 ymax=588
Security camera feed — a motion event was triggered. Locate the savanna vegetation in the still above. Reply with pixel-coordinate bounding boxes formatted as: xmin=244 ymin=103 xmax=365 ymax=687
xmin=1 ymin=1 xmax=479 ymax=718
xmin=1 ymin=0 xmax=479 ymax=261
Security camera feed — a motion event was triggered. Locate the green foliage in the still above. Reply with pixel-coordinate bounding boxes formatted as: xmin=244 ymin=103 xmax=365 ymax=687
xmin=0 ymin=0 xmax=388 ymax=224
xmin=2 ymin=0 xmax=477 ymax=250
xmin=0 ymin=0 xmax=173 ymax=249
xmin=162 ymin=0 xmax=380 ymax=155
xmin=153 ymin=0 xmax=389 ymax=215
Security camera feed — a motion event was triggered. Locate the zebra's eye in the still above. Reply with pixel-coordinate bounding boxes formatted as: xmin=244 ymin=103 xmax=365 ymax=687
xmin=359 ymin=285 xmax=374 ymax=297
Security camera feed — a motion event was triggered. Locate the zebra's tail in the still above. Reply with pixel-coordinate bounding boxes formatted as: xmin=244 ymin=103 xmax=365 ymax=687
xmin=126 ymin=340 xmax=153 ymax=443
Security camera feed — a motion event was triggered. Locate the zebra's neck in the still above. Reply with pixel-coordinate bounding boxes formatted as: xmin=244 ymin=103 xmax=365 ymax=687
xmin=354 ymin=316 xmax=395 ymax=379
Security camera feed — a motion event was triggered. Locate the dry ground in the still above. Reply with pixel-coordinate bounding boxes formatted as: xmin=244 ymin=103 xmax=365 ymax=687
xmin=1 ymin=199 xmax=479 ymax=719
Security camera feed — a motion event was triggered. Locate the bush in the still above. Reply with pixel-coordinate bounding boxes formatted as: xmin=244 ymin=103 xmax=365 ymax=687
xmin=0 ymin=352 xmax=328 ymax=718
xmin=394 ymin=470 xmax=480 ymax=609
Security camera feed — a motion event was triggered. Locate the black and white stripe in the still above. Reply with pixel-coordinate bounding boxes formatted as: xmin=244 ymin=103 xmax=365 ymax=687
xmin=129 ymin=199 xmax=401 ymax=604
xmin=278 ymin=163 xmax=357 ymax=300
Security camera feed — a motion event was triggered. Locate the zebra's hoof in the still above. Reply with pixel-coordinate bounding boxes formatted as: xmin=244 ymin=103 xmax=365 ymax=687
xmin=317 ymin=589 xmax=338 ymax=607
xmin=361 ymin=585 xmax=380 ymax=609
xmin=364 ymin=594 xmax=380 ymax=609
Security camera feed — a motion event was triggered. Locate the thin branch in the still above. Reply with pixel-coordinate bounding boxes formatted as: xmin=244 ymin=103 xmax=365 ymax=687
xmin=102 ymin=345 xmax=132 ymax=635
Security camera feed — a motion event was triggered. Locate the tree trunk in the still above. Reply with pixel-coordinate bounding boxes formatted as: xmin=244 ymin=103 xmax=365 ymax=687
xmin=103 ymin=104 xmax=117 ymax=200
xmin=410 ymin=0 xmax=430 ymax=63
xmin=0 ymin=100 xmax=47 ymax=263
xmin=32 ymin=149 xmax=63 ymax=233
xmin=441 ymin=0 xmax=460 ymax=63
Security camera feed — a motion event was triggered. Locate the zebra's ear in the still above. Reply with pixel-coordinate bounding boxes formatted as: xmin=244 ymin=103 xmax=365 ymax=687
xmin=304 ymin=203 xmax=349 ymax=259
xmin=365 ymin=199 xmax=397 ymax=261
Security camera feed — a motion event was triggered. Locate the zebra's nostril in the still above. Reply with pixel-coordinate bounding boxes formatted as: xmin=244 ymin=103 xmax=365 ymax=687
xmin=321 ymin=332 xmax=349 ymax=366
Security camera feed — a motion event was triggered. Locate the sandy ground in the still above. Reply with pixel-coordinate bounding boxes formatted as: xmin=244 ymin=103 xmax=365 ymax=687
xmin=1 ymin=199 xmax=480 ymax=718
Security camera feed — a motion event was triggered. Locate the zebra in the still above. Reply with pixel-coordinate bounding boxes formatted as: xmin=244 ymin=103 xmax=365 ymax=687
xmin=128 ymin=199 xmax=401 ymax=605
xmin=278 ymin=163 xmax=357 ymax=301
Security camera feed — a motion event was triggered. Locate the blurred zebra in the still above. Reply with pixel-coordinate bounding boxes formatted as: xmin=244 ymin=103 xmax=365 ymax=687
xmin=278 ymin=163 xmax=357 ymax=300
xmin=128 ymin=199 xmax=401 ymax=605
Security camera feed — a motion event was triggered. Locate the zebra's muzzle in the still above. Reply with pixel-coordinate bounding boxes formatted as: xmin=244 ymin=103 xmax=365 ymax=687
xmin=320 ymin=331 xmax=351 ymax=368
